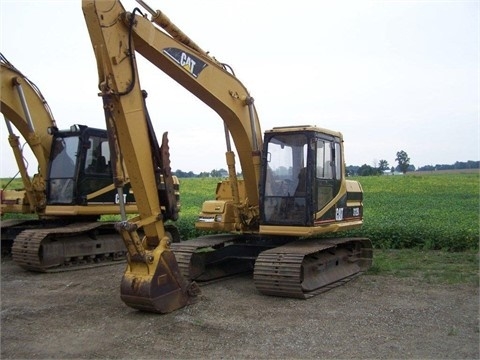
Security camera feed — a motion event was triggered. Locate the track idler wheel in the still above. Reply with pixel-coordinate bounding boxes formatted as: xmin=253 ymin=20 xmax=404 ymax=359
xmin=120 ymin=249 xmax=200 ymax=314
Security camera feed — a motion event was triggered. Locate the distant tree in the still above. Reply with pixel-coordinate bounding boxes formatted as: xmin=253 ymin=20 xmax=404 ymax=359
xmin=378 ymin=159 xmax=389 ymax=171
xmin=210 ymin=168 xmax=228 ymax=177
xmin=173 ymin=170 xmax=199 ymax=178
xmin=417 ymin=161 xmax=479 ymax=171
xmin=210 ymin=169 xmax=221 ymax=177
xmin=395 ymin=150 xmax=410 ymax=174
xmin=174 ymin=169 xmax=193 ymax=178
xmin=417 ymin=165 xmax=435 ymax=171
xmin=466 ymin=160 xmax=480 ymax=169
xmin=346 ymin=165 xmax=359 ymax=176
xmin=358 ymin=164 xmax=375 ymax=176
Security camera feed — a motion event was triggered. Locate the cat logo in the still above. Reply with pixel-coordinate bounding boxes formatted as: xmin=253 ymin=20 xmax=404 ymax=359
xmin=163 ymin=47 xmax=207 ymax=78
xmin=180 ymin=53 xmax=196 ymax=74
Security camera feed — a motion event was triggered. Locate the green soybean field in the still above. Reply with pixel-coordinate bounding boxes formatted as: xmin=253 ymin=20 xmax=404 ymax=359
xmin=178 ymin=172 xmax=479 ymax=252
xmin=2 ymin=172 xmax=478 ymax=251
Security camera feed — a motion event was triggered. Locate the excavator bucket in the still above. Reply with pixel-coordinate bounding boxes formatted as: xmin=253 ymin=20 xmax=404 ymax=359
xmin=120 ymin=249 xmax=200 ymax=313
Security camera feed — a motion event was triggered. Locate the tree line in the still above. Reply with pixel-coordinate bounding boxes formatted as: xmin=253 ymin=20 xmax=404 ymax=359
xmin=173 ymin=150 xmax=479 ymax=178
xmin=416 ymin=161 xmax=479 ymax=172
xmin=347 ymin=151 xmax=479 ymax=177
xmin=173 ymin=169 xmax=229 ymax=178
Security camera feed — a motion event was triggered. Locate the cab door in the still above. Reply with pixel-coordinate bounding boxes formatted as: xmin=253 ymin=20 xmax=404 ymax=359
xmin=314 ymin=137 xmax=342 ymax=221
xmin=47 ymin=136 xmax=79 ymax=204
xmin=261 ymin=132 xmax=312 ymax=226
xmin=76 ymin=130 xmax=114 ymax=204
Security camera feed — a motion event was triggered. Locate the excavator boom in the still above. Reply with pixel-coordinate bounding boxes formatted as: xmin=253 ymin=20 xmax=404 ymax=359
xmin=1 ymin=53 xmax=54 ymax=213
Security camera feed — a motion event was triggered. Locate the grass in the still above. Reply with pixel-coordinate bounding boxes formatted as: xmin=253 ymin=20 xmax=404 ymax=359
xmin=369 ymin=249 xmax=479 ymax=285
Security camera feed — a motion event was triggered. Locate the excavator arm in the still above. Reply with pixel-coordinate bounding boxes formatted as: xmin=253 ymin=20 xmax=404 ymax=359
xmin=82 ymin=0 xmax=231 ymax=313
xmin=1 ymin=53 xmax=56 ymax=212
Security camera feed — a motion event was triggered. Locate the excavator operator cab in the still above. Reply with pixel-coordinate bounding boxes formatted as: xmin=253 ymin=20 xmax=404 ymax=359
xmin=47 ymin=125 xmax=115 ymax=205
xmin=260 ymin=126 xmax=343 ymax=226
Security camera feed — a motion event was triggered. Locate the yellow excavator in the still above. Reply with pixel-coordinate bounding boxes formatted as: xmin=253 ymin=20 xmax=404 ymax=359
xmin=82 ymin=0 xmax=372 ymax=313
xmin=0 ymin=53 xmax=145 ymax=271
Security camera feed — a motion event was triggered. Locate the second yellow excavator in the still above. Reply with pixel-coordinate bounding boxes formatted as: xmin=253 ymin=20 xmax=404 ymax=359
xmin=82 ymin=0 xmax=372 ymax=313
xmin=0 ymin=53 xmax=143 ymax=271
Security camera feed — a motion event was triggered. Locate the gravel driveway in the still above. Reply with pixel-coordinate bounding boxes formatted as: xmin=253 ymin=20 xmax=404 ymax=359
xmin=1 ymin=258 xmax=478 ymax=359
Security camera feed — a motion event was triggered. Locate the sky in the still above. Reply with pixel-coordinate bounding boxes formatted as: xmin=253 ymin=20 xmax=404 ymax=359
xmin=0 ymin=0 xmax=478 ymax=176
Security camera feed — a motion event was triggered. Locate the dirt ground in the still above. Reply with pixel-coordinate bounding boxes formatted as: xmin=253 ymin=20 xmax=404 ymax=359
xmin=1 ymin=257 xmax=479 ymax=360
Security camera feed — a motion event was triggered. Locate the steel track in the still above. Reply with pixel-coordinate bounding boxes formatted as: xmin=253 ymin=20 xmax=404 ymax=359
xmin=11 ymin=222 xmax=126 ymax=272
xmin=172 ymin=235 xmax=372 ymax=298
